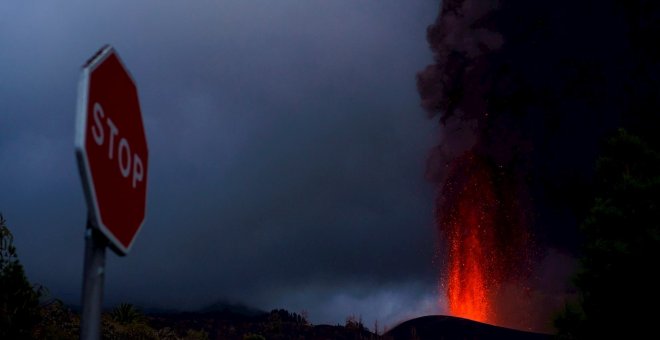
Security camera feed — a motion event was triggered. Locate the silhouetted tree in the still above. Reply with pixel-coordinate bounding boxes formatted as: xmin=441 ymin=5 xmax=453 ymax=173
xmin=243 ymin=333 xmax=266 ymax=340
xmin=34 ymin=299 xmax=80 ymax=339
xmin=0 ymin=213 xmax=43 ymax=339
xmin=556 ymin=129 xmax=660 ymax=338
xmin=345 ymin=314 xmax=365 ymax=331
xmin=110 ymin=303 xmax=145 ymax=324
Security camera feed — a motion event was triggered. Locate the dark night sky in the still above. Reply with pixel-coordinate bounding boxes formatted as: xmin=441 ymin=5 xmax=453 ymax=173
xmin=0 ymin=1 xmax=443 ymax=327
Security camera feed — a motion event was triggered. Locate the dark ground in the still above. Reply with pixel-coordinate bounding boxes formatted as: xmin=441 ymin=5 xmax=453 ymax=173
xmin=386 ymin=315 xmax=552 ymax=340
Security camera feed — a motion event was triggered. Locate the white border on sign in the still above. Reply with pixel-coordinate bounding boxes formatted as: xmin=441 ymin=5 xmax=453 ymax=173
xmin=74 ymin=45 xmax=147 ymax=256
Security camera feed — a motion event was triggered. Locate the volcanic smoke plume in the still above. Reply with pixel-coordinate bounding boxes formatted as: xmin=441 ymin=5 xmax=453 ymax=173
xmin=417 ymin=0 xmax=535 ymax=328
xmin=418 ymin=0 xmax=660 ymax=332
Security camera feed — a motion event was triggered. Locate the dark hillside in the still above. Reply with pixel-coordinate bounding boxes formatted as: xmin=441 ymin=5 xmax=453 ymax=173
xmin=386 ymin=315 xmax=552 ymax=340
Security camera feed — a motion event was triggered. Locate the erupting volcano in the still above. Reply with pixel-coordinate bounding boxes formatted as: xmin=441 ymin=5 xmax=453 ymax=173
xmin=416 ymin=0 xmax=660 ymax=334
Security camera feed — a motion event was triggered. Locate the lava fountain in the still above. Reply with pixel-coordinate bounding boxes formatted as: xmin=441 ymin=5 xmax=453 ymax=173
xmin=438 ymin=151 xmax=530 ymax=325
xmin=417 ymin=0 xmax=538 ymax=328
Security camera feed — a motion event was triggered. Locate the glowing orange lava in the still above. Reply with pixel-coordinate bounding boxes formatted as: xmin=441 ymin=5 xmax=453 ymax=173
xmin=447 ymin=199 xmax=492 ymax=322
xmin=438 ymin=151 xmax=508 ymax=325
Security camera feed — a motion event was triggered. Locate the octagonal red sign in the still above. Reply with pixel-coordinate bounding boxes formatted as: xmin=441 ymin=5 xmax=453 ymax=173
xmin=75 ymin=45 xmax=148 ymax=255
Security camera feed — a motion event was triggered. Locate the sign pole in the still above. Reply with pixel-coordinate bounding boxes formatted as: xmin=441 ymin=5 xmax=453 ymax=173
xmin=80 ymin=216 xmax=107 ymax=340
xmin=76 ymin=45 xmax=148 ymax=339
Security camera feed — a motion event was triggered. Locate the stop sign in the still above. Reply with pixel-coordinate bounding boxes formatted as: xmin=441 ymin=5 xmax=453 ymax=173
xmin=75 ymin=45 xmax=148 ymax=255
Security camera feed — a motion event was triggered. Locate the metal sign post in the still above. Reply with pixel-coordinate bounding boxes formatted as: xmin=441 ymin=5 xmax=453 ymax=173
xmin=80 ymin=217 xmax=107 ymax=340
xmin=75 ymin=45 xmax=148 ymax=340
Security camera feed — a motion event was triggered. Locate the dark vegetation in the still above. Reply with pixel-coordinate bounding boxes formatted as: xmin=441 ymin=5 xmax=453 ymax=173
xmin=554 ymin=130 xmax=660 ymax=338
xmin=1 ymin=217 xmax=382 ymax=339
xmin=1 ymin=214 xmax=44 ymax=339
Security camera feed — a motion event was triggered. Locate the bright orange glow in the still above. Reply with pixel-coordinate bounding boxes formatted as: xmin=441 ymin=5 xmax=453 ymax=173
xmin=447 ymin=212 xmax=489 ymax=321
xmin=443 ymin=156 xmax=497 ymax=323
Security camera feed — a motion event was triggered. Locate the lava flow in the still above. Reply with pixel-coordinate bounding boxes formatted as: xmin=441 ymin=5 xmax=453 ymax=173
xmin=438 ymin=151 xmax=529 ymax=325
